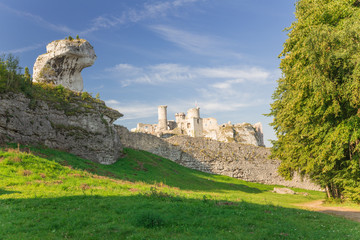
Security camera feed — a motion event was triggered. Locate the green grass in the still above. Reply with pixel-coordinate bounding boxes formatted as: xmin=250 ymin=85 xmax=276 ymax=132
xmin=1 ymin=144 xmax=359 ymax=239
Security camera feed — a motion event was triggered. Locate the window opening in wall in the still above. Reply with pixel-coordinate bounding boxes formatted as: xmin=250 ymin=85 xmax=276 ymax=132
xmin=187 ymin=123 xmax=190 ymax=128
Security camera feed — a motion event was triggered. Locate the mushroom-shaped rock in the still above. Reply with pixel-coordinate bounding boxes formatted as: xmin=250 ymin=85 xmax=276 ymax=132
xmin=33 ymin=39 xmax=96 ymax=92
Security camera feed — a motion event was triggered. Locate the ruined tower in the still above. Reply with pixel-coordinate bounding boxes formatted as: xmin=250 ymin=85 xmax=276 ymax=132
xmin=175 ymin=112 xmax=185 ymax=123
xmin=158 ymin=105 xmax=168 ymax=131
xmin=186 ymin=107 xmax=200 ymax=119
xmin=186 ymin=107 xmax=203 ymax=137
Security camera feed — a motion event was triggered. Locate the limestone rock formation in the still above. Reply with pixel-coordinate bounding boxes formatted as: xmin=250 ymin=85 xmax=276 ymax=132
xmin=212 ymin=122 xmax=265 ymax=146
xmin=33 ymin=39 xmax=96 ymax=92
xmin=0 ymin=92 xmax=123 ymax=164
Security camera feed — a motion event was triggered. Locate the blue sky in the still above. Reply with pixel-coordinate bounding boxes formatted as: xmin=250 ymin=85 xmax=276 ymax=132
xmin=0 ymin=0 xmax=296 ymax=146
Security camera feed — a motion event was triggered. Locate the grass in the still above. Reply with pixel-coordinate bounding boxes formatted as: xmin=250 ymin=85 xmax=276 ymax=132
xmin=0 ymin=144 xmax=359 ymax=239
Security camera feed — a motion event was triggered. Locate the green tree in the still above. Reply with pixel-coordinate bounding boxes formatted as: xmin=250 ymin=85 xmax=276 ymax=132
xmin=268 ymin=0 xmax=360 ymax=200
xmin=0 ymin=54 xmax=22 ymax=90
xmin=24 ymin=66 xmax=31 ymax=85
xmin=76 ymin=35 xmax=80 ymax=40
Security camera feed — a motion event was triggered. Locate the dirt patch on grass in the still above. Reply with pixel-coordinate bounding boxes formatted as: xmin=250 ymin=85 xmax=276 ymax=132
xmin=296 ymin=200 xmax=360 ymax=223
xmin=133 ymin=161 xmax=148 ymax=172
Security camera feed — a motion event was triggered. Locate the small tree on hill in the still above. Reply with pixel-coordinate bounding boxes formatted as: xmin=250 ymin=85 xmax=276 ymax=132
xmin=24 ymin=67 xmax=31 ymax=85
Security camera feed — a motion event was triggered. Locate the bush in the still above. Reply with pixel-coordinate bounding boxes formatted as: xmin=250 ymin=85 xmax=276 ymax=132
xmin=133 ymin=210 xmax=165 ymax=228
xmin=343 ymin=186 xmax=360 ymax=203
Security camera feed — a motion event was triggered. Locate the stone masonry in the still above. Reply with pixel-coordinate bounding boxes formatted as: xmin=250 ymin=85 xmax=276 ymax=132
xmin=117 ymin=125 xmax=321 ymax=191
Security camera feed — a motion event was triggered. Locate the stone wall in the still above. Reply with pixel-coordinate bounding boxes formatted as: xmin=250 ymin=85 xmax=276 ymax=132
xmin=0 ymin=92 xmax=122 ymax=164
xmin=116 ymin=126 xmax=321 ymax=190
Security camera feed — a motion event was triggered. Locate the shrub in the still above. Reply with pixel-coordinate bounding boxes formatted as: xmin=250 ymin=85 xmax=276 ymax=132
xmin=133 ymin=210 xmax=165 ymax=228
xmin=81 ymin=91 xmax=92 ymax=101
xmin=343 ymin=186 xmax=360 ymax=203
xmin=22 ymin=170 xmax=32 ymax=176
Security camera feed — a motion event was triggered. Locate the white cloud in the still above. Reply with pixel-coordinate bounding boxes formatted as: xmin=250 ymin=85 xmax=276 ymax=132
xmin=106 ymin=63 xmax=273 ymax=87
xmin=104 ymin=63 xmax=276 ymax=118
xmin=199 ymin=101 xmax=251 ymax=112
xmin=0 ymin=3 xmax=75 ymax=34
xmin=197 ymin=67 xmax=270 ymax=83
xmin=150 ymin=25 xmax=219 ymax=54
xmin=2 ymin=43 xmax=44 ymax=54
xmin=81 ymin=0 xmax=205 ymax=35
xmin=149 ymin=25 xmax=244 ymax=59
xmin=106 ymin=63 xmax=193 ymax=86
xmin=106 ymin=100 xmax=157 ymax=120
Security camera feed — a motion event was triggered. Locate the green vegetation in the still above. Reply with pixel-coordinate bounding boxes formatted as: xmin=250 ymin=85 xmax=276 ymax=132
xmin=0 ymin=54 xmax=103 ymax=115
xmin=0 ymin=54 xmax=29 ymax=93
xmin=1 ymin=144 xmax=359 ymax=239
xmin=268 ymin=0 xmax=360 ymax=201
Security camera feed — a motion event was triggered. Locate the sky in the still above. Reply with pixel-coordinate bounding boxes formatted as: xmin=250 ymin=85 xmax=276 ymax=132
xmin=0 ymin=0 xmax=296 ymax=147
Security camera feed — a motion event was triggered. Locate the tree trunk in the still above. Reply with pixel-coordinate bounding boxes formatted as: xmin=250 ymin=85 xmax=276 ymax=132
xmin=325 ymin=185 xmax=331 ymax=199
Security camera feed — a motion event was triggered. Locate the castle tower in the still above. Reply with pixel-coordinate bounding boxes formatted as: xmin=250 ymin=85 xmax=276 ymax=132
xmin=185 ymin=107 xmax=203 ymax=137
xmin=186 ymin=107 xmax=200 ymax=119
xmin=175 ymin=112 xmax=185 ymax=123
xmin=158 ymin=105 xmax=168 ymax=131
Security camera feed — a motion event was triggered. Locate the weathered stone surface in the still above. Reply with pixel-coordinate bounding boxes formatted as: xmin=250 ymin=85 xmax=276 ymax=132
xmin=134 ymin=106 xmax=265 ymax=147
xmin=116 ymin=126 xmax=321 ymax=191
xmin=0 ymin=92 xmax=122 ymax=164
xmin=213 ymin=122 xmax=264 ymax=146
xmin=33 ymin=39 xmax=96 ymax=92
xmin=273 ymin=188 xmax=295 ymax=195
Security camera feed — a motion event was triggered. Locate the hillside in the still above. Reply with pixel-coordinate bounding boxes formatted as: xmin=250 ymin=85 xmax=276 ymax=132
xmin=1 ymin=144 xmax=359 ymax=239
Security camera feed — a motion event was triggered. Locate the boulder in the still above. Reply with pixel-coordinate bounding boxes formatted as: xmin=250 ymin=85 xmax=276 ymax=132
xmin=33 ymin=39 xmax=96 ymax=92
xmin=273 ymin=187 xmax=295 ymax=195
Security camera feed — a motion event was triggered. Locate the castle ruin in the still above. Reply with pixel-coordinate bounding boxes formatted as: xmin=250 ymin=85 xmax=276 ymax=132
xmin=132 ymin=105 xmax=265 ymax=147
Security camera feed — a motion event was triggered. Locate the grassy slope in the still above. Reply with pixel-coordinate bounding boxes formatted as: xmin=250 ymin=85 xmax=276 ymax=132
xmin=0 ymin=144 xmax=359 ymax=240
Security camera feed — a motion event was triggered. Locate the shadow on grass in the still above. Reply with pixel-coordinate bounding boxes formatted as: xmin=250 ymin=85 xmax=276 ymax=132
xmin=0 ymin=189 xmax=20 ymax=195
xmin=68 ymin=154 xmax=263 ymax=193
xmin=9 ymin=144 xmax=265 ymax=194
xmin=1 ymin=194 xmax=358 ymax=240
xmin=3 ymin=142 xmax=317 ymax=200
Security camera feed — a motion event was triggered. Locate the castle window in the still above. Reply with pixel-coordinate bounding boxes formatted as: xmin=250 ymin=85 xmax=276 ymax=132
xmin=187 ymin=123 xmax=190 ymax=128
xmin=197 ymin=119 xmax=199 ymax=124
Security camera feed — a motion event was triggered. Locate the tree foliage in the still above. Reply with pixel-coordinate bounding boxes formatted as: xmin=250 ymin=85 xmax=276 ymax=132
xmin=269 ymin=0 xmax=360 ymax=200
xmin=0 ymin=54 xmax=28 ymax=93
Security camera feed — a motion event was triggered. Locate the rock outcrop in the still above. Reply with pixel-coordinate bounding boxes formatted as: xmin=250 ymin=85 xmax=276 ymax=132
xmin=33 ymin=39 xmax=96 ymax=92
xmin=116 ymin=126 xmax=321 ymax=191
xmin=208 ymin=122 xmax=265 ymax=146
xmin=0 ymin=92 xmax=123 ymax=164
